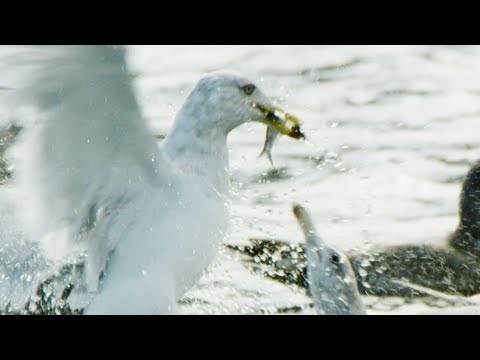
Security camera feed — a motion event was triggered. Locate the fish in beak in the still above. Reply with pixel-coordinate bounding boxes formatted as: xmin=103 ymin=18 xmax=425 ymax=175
xmin=253 ymin=103 xmax=305 ymax=166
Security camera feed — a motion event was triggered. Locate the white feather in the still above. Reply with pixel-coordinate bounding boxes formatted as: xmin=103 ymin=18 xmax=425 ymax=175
xmin=5 ymin=46 xmax=165 ymax=281
xmin=1 ymin=46 xmax=278 ymax=314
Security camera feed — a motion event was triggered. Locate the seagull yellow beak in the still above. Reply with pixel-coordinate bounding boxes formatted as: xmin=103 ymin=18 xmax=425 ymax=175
xmin=253 ymin=103 xmax=305 ymax=139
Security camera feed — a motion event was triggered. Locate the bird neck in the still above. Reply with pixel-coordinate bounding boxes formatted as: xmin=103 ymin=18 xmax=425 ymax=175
xmin=450 ymin=161 xmax=480 ymax=256
xmin=163 ymin=113 xmax=231 ymax=195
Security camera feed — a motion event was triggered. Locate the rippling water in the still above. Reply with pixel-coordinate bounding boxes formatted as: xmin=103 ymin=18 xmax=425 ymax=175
xmin=3 ymin=45 xmax=480 ymax=314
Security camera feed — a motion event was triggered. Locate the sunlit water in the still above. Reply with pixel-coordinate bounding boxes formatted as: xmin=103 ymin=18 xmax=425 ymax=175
xmin=3 ymin=45 xmax=480 ymax=314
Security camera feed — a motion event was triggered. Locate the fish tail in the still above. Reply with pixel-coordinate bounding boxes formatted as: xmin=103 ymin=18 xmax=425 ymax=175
xmin=258 ymin=149 xmax=274 ymax=167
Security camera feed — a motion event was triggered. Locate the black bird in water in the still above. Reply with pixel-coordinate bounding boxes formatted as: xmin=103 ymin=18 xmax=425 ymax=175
xmin=227 ymin=160 xmax=480 ymax=298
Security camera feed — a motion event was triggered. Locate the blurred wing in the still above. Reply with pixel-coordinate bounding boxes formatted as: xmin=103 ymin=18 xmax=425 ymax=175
xmin=2 ymin=46 xmax=169 ymax=267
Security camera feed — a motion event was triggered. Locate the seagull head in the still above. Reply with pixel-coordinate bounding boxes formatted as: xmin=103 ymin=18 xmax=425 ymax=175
xmin=293 ymin=204 xmax=365 ymax=315
xmin=180 ymin=72 xmax=304 ymax=139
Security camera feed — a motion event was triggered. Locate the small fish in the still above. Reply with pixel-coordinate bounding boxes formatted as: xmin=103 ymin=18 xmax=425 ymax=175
xmin=258 ymin=126 xmax=279 ymax=166
xmin=258 ymin=109 xmax=304 ymax=167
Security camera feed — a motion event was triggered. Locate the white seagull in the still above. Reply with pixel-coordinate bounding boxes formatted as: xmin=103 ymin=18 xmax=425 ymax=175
xmin=293 ymin=204 xmax=366 ymax=315
xmin=1 ymin=46 xmax=303 ymax=314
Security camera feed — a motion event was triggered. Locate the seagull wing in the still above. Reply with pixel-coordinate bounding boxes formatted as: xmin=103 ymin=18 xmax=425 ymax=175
xmin=3 ymin=46 xmax=171 ymax=287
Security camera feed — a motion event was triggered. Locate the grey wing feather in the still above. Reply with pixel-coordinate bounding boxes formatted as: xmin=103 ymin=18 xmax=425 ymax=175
xmin=2 ymin=46 xmax=169 ymax=268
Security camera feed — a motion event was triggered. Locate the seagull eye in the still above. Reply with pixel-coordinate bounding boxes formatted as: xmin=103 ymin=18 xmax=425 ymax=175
xmin=330 ymin=254 xmax=340 ymax=264
xmin=242 ymin=84 xmax=255 ymax=95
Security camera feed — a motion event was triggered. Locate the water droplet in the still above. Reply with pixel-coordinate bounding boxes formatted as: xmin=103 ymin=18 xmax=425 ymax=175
xmin=360 ymin=258 xmax=370 ymax=267
xmin=358 ymin=268 xmax=368 ymax=277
